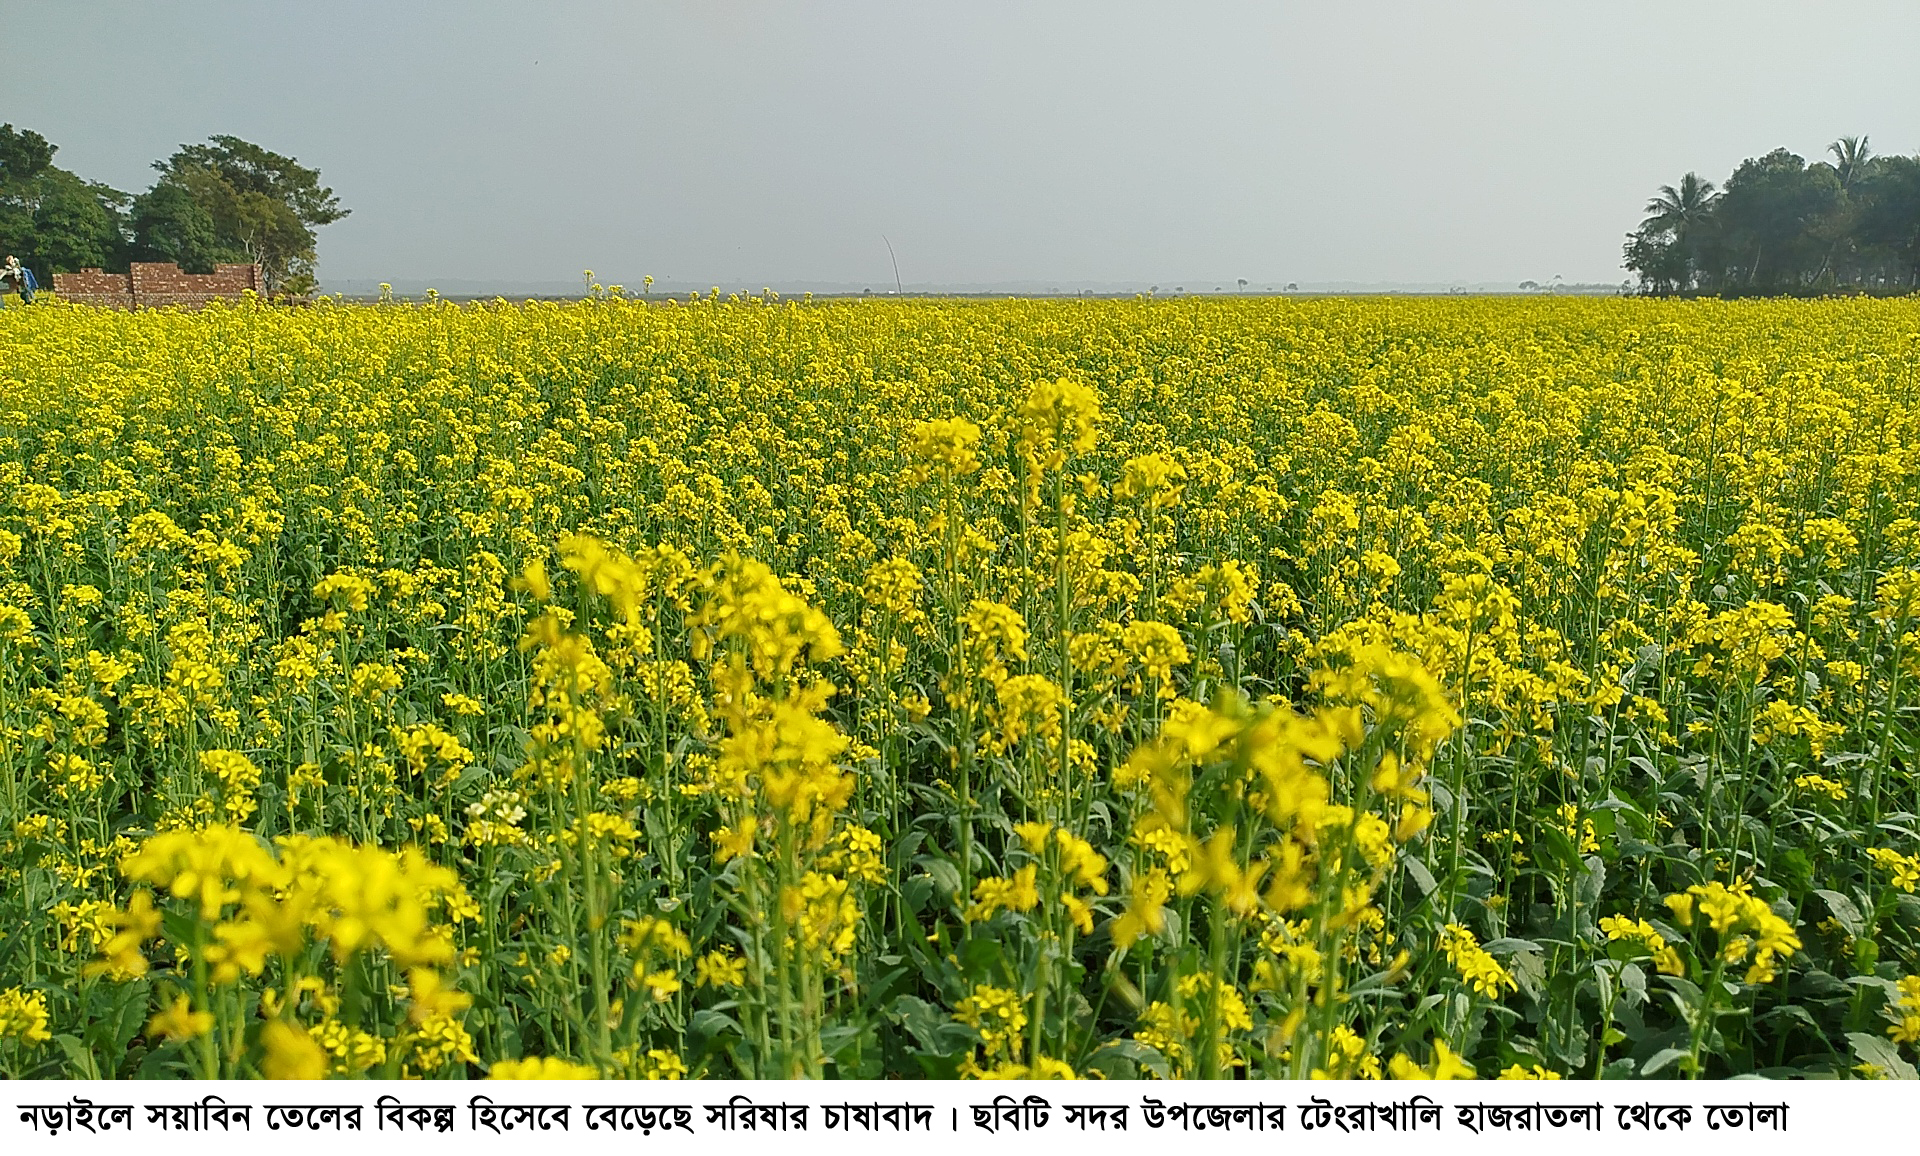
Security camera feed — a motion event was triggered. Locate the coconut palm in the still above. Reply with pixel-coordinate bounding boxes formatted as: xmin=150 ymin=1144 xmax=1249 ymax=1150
xmin=1636 ymin=173 xmax=1721 ymax=291
xmin=1643 ymin=172 xmax=1720 ymax=233
xmin=1829 ymin=135 xmax=1872 ymax=189
xmin=1813 ymin=137 xmax=1873 ymax=282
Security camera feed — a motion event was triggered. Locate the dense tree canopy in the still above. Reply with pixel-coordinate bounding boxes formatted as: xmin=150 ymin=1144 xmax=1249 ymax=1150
xmin=125 ymin=182 xmax=230 ymax=274
xmin=0 ymin=124 xmax=128 ymax=286
xmin=0 ymin=125 xmax=346 ymax=295
xmin=1627 ymin=138 xmax=1920 ymax=294
xmin=144 ymin=136 xmax=348 ymax=293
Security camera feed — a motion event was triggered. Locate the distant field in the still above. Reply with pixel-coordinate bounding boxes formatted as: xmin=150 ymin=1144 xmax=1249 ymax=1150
xmin=0 ymin=295 xmax=1917 ymax=1079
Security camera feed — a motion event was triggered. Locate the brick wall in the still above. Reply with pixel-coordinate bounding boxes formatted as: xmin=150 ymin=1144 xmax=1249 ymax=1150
xmin=130 ymin=262 xmax=265 ymax=308
xmin=49 ymin=268 xmax=134 ymax=308
xmin=51 ymin=262 xmax=264 ymax=309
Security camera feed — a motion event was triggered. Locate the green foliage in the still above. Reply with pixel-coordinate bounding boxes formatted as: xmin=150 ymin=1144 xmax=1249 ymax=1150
xmin=1713 ymin=149 xmax=1844 ymax=291
xmin=0 ymin=124 xmax=128 ymax=285
xmin=0 ymin=124 xmax=347 ymax=293
xmin=1855 ymin=157 xmax=1920 ymax=283
xmin=0 ymin=125 xmax=54 ymax=186
xmin=126 ymin=183 xmax=237 ymax=274
xmin=23 ymin=171 xmax=128 ymax=281
xmin=150 ymin=135 xmax=348 ymax=293
xmin=1628 ymin=138 xmax=1920 ymax=294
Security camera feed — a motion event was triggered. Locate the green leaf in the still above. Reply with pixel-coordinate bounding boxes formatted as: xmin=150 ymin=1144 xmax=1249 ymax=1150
xmin=1537 ymin=825 xmax=1580 ymax=871
xmin=910 ymin=1051 xmax=964 ymax=1079
xmin=1848 ymin=974 xmax=1907 ymax=1003
xmin=901 ymin=873 xmax=934 ymax=915
xmin=1086 ymin=1038 xmax=1169 ymax=1080
xmin=84 ymin=980 xmax=149 ymax=1067
xmin=1755 ymin=1003 xmax=1821 ymax=1035
xmin=137 ymin=1043 xmax=181 ymax=1079
xmin=1846 ymin=1032 xmax=1919 ymax=1080
xmin=1814 ymin=889 xmax=1866 ymax=938
xmin=52 ymin=1033 xmax=93 ymax=1076
xmin=891 ymin=829 xmax=928 ymax=862
xmin=819 ymin=1022 xmax=866 ymax=1060
xmin=1640 ymin=1046 xmax=1692 ymax=1076
xmin=914 ymin=855 xmax=961 ymax=900
xmin=1509 ymin=949 xmax=1547 ymax=1002
xmin=888 ymin=995 xmax=973 ymax=1057
xmin=689 ymin=1008 xmax=742 ymax=1042
xmin=160 ymin=906 xmax=201 ymax=950
xmin=1590 ymin=959 xmax=1615 ymax=1007
xmin=1577 ymin=856 xmax=1606 ymax=906
xmin=1619 ymin=961 xmax=1648 ymax=1008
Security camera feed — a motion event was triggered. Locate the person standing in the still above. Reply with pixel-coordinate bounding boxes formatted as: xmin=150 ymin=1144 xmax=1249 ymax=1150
xmin=0 ymin=256 xmax=31 ymax=305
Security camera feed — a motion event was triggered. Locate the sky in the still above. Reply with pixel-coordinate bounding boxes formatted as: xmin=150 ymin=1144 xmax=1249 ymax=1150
xmin=4 ymin=1 xmax=1918 ymax=292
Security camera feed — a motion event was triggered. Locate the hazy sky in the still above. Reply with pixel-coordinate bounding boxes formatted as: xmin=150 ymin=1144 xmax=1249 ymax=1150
xmin=5 ymin=1 xmax=1918 ymax=288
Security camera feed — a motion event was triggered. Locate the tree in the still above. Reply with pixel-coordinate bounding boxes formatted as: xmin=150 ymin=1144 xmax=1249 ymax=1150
xmin=0 ymin=123 xmax=130 ymax=283
xmin=1829 ymin=135 xmax=1872 ymax=189
xmin=0 ymin=124 xmax=54 ymax=186
xmin=1643 ymin=172 xmax=1720 ymax=286
xmin=28 ymin=170 xmax=127 ymax=275
xmin=1626 ymin=172 xmax=1720 ymax=293
xmin=0 ymin=125 xmax=62 ymax=263
xmin=1809 ymin=137 xmax=1874 ymax=283
xmin=150 ymin=136 xmax=348 ymax=293
xmin=0 ymin=126 xmax=355 ymax=292
xmin=1712 ymin=149 xmax=1844 ymax=290
xmin=1853 ymin=154 xmax=1920 ymax=288
xmin=126 ymin=182 xmax=235 ymax=273
xmin=1643 ymin=172 xmax=1719 ymax=236
xmin=1629 ymin=139 xmax=1920 ymax=295
xmin=1623 ymin=229 xmax=1687 ymax=295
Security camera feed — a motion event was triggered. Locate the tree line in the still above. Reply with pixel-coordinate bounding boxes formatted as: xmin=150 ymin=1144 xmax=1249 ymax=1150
xmin=1626 ymin=136 xmax=1920 ymax=295
xmin=0 ymin=124 xmax=347 ymax=296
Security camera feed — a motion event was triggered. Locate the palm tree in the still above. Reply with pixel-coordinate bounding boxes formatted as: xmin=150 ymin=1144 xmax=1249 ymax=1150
xmin=1815 ymin=136 xmax=1872 ymax=282
xmin=1642 ymin=172 xmax=1719 ymax=233
xmin=1829 ymin=135 xmax=1871 ymax=189
xmin=1640 ymin=173 xmax=1720 ymax=290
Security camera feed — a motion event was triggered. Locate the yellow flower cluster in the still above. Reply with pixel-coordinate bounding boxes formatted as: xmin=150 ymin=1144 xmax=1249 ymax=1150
xmin=2 ymin=293 xmax=1912 ymax=1080
xmin=1886 ymin=976 xmax=1920 ymax=1048
xmin=0 ymin=987 xmax=51 ymax=1046
xmin=1665 ymin=881 xmax=1802 ymax=985
xmin=1598 ymin=914 xmax=1685 ymax=976
xmin=1439 ymin=923 xmax=1518 ymax=998
xmin=116 ymin=826 xmax=471 ymax=972
xmin=1870 ymin=848 xmax=1920 ymax=893
xmin=489 ymin=1056 xmax=600 ymax=1079
xmin=89 ymin=826 xmax=476 ymax=1077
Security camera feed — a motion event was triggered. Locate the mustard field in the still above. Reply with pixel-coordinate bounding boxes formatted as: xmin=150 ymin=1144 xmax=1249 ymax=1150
xmin=1 ymin=293 xmax=1918 ymax=1080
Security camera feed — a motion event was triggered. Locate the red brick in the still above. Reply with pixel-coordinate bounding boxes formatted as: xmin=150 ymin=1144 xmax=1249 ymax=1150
xmin=53 ymin=262 xmax=265 ymax=309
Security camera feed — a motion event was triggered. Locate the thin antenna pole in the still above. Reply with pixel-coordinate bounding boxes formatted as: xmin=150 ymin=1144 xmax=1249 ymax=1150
xmin=882 ymin=235 xmax=903 ymax=296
